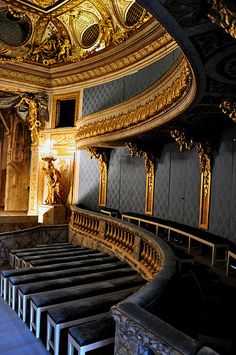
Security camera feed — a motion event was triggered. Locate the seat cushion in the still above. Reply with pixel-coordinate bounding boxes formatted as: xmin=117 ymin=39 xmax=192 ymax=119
xmin=69 ymin=315 xmax=115 ymax=346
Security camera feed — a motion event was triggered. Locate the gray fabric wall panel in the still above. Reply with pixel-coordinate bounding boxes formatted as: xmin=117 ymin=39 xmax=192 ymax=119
xmin=230 ymin=138 xmax=236 ymax=242
xmin=78 ymin=150 xmax=100 ymax=211
xmin=106 ymin=148 xmax=124 ymax=209
xmin=119 ymin=154 xmax=146 ymax=214
xmin=168 ymin=150 xmax=186 ymax=223
xmin=77 ymin=128 xmax=236 ymax=243
xmin=82 ymin=49 xmax=180 ymax=116
xmin=209 ymin=138 xmax=233 ymax=239
xmin=183 ymin=150 xmax=200 ymax=228
xmin=154 ymin=148 xmax=171 ymax=219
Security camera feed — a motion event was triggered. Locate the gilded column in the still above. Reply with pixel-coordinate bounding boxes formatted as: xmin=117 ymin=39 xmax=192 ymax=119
xmin=197 ymin=142 xmax=211 ymax=230
xmin=28 ymin=144 xmax=40 ymax=214
xmin=144 ymin=152 xmax=155 ymax=215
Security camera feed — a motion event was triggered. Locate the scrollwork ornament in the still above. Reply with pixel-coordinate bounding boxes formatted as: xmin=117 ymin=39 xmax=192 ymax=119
xmin=219 ymin=99 xmax=236 ymax=122
xmin=170 ymin=129 xmax=194 ymax=152
xmin=208 ymin=0 xmax=236 ymax=40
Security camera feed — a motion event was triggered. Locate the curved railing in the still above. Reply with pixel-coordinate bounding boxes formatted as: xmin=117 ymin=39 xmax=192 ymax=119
xmin=69 ymin=206 xmax=217 ymax=354
xmin=69 ymin=205 xmax=175 ymax=280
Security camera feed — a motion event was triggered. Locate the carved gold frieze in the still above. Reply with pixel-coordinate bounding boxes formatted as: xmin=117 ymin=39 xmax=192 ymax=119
xmin=208 ymin=0 xmax=236 ymax=40
xmin=170 ymin=129 xmax=193 ymax=152
xmin=87 ymin=147 xmax=109 ymax=207
xmin=76 ymin=56 xmax=192 ymax=145
xmin=220 ymin=100 xmax=236 ymax=122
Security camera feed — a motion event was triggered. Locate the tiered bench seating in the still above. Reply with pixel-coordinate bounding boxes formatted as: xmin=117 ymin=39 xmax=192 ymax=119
xmin=30 ymin=274 xmax=143 ymax=338
xmin=68 ymin=315 xmax=115 ymax=355
xmin=10 ymin=244 xmax=76 ymax=268
xmin=1 ymin=254 xmax=114 ymax=301
xmin=46 ymin=287 xmax=139 ymax=355
xmin=8 ymin=254 xmax=114 ymax=310
xmin=28 ymin=251 xmax=107 ymax=267
xmin=17 ymin=261 xmax=127 ymax=322
xmin=20 ymin=248 xmax=98 ymax=268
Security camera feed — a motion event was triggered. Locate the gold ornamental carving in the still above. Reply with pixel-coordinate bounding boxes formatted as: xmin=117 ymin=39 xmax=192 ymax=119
xmin=76 ymin=58 xmax=192 ymax=143
xmin=14 ymin=93 xmax=48 ymax=146
xmin=220 ymin=100 xmax=236 ymax=123
xmin=208 ymin=0 xmax=236 ymax=40
xmin=87 ymin=147 xmax=109 ymax=207
xmin=170 ymin=129 xmax=193 ymax=152
xmin=197 ymin=141 xmax=211 ymax=230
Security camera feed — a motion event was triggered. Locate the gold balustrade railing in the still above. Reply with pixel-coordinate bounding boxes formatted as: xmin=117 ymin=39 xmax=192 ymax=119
xmin=69 ymin=206 xmax=167 ymax=280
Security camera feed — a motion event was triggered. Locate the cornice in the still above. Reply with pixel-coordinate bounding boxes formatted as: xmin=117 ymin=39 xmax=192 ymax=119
xmin=75 ymin=54 xmax=196 ymax=148
xmin=0 ymin=20 xmax=177 ymax=90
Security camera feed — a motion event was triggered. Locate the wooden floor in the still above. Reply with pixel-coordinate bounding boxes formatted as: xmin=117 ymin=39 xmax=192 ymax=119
xmin=0 ymin=297 xmax=49 ymax=355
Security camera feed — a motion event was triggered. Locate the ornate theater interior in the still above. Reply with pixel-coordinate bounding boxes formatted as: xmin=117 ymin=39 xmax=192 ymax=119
xmin=0 ymin=0 xmax=236 ymax=354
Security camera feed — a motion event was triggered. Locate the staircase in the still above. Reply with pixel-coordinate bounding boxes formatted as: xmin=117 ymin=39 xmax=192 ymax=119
xmin=1 ymin=242 xmax=145 ymax=354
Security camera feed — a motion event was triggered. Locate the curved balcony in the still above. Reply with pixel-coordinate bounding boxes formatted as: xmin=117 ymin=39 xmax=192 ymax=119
xmin=69 ymin=206 xmax=216 ymax=354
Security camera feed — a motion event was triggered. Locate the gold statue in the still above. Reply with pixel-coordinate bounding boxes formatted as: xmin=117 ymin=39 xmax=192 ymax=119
xmin=42 ymin=156 xmax=63 ymax=205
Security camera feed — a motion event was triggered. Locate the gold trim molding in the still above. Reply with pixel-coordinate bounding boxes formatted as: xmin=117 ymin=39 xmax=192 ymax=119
xmin=0 ymin=21 xmax=177 ymax=89
xmin=76 ymin=55 xmax=194 ymax=147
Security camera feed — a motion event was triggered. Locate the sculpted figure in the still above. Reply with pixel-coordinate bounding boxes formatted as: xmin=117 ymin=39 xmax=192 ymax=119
xmin=42 ymin=157 xmax=62 ymax=205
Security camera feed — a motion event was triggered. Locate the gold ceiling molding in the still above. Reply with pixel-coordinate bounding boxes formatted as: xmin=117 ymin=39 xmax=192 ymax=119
xmin=0 ymin=21 xmax=176 ymax=89
xmin=75 ymin=55 xmax=195 ymax=147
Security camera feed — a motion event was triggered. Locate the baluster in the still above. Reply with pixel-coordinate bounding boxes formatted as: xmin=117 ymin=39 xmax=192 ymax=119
xmin=113 ymin=226 xmax=117 ymax=244
xmin=148 ymin=247 xmax=153 ymax=269
xmin=129 ymin=234 xmax=133 ymax=252
xmin=126 ymin=233 xmax=130 ymax=251
xmin=141 ymin=242 xmax=146 ymax=262
xmin=144 ymin=244 xmax=150 ymax=265
xmin=105 ymin=224 xmax=110 ymax=239
xmin=115 ymin=228 xmax=120 ymax=245
xmin=123 ymin=230 xmax=127 ymax=250
xmin=91 ymin=219 xmax=94 ymax=234
xmin=119 ymin=229 xmax=124 ymax=248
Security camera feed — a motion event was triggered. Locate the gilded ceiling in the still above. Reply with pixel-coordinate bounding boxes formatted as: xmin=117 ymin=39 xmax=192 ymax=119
xmin=0 ymin=0 xmax=152 ymax=66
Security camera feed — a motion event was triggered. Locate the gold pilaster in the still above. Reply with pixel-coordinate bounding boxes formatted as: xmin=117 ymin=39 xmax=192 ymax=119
xmin=144 ymin=152 xmax=155 ymax=215
xmin=197 ymin=142 xmax=211 ymax=230
xmin=87 ymin=147 xmax=109 ymax=207
xmin=28 ymin=145 xmax=40 ymax=214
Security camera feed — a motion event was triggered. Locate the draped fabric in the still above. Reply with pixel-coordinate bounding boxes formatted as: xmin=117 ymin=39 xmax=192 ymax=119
xmin=0 ymin=91 xmax=49 ymax=124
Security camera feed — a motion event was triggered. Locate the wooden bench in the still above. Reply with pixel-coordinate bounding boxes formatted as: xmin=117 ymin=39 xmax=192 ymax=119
xmin=226 ymin=250 xmax=236 ymax=276
xmin=68 ymin=315 xmax=115 ymax=355
xmin=28 ymin=251 xmax=107 ymax=267
xmin=21 ymin=248 xmax=96 ymax=268
xmin=16 ymin=261 xmax=127 ymax=322
xmin=1 ymin=255 xmax=115 ymax=302
xmin=10 ymin=244 xmax=75 ymax=268
xmin=46 ymin=287 xmax=139 ymax=355
xmin=8 ymin=255 xmax=117 ymax=310
xmin=122 ymin=213 xmax=229 ymax=266
xmin=29 ymin=275 xmax=143 ymax=338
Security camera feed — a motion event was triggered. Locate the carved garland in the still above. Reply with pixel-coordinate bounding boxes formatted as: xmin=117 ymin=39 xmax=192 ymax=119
xmin=170 ymin=129 xmax=212 ymax=230
xmin=76 ymin=60 xmax=192 ymax=142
